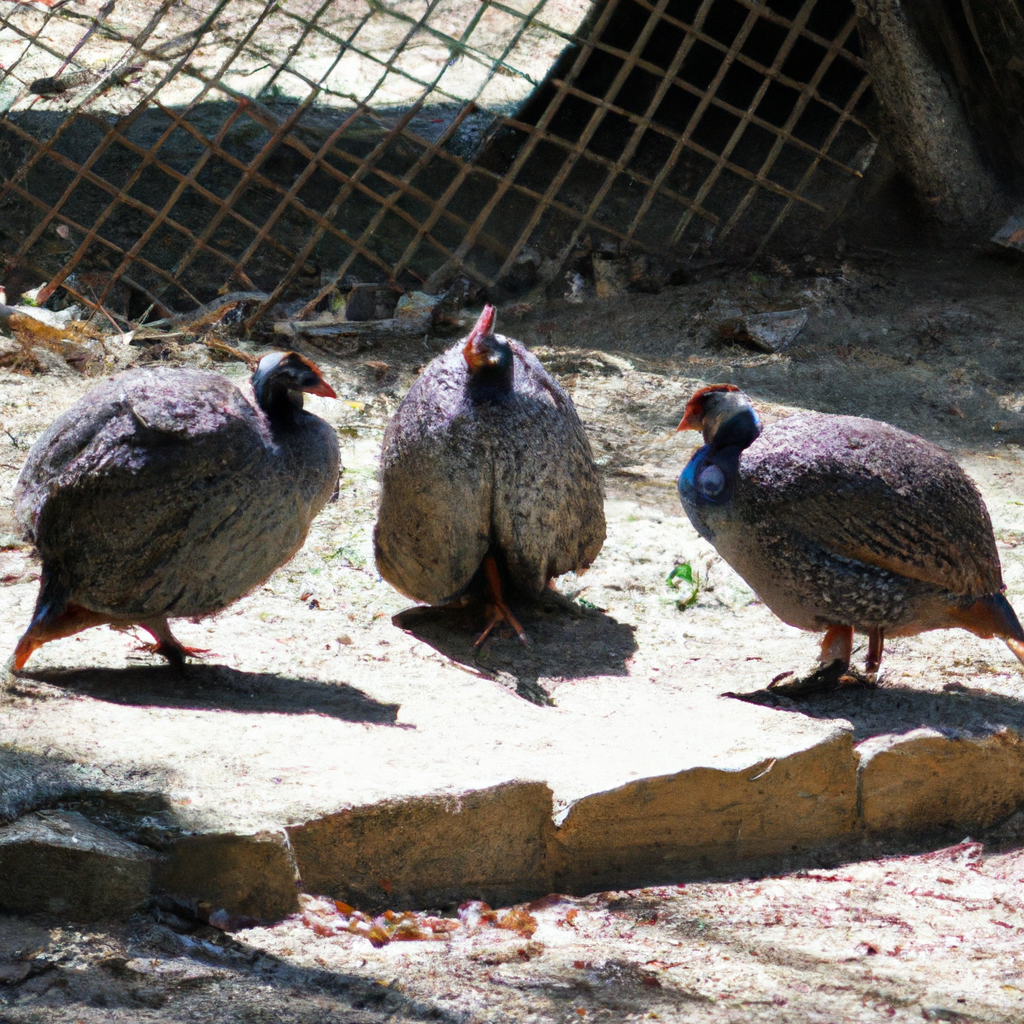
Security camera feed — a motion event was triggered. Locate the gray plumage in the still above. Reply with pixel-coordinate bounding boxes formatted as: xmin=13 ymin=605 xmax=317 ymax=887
xmin=374 ymin=312 xmax=605 ymax=606
xmin=13 ymin=355 xmax=339 ymax=667
xmin=678 ymin=391 xmax=1024 ymax=669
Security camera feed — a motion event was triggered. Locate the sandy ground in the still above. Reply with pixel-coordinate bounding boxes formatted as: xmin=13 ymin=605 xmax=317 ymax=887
xmin=2 ymin=837 xmax=1024 ymax=1022
xmin=3 ymin=246 xmax=1024 ymax=716
xmin=1 ymin=246 xmax=1024 ymax=1019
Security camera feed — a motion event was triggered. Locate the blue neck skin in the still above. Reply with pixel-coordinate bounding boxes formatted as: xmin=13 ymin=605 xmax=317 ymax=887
xmin=678 ymin=406 xmax=762 ymax=508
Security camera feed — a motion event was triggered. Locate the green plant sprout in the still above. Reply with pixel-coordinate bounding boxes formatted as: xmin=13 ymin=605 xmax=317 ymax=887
xmin=665 ymin=562 xmax=699 ymax=609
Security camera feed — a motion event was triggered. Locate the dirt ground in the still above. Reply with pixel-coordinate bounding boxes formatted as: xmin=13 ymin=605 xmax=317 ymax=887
xmin=2 ymin=837 xmax=1024 ymax=1023
xmin=2 ymin=244 xmax=1024 ymax=1020
xmin=4 ymin=245 xmax=1024 ymax=711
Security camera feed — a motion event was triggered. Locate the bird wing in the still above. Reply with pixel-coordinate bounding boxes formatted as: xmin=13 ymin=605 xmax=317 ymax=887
xmin=374 ymin=355 xmax=493 ymax=605
xmin=740 ymin=414 xmax=1002 ymax=597
xmin=490 ymin=345 xmax=606 ymax=596
xmin=15 ymin=369 xmax=276 ymax=616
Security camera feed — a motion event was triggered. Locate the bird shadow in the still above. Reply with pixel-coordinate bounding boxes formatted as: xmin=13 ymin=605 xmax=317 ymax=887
xmin=15 ymin=664 xmax=400 ymax=725
xmin=391 ymin=593 xmax=638 ymax=706
xmin=729 ymin=675 xmax=1024 ymax=743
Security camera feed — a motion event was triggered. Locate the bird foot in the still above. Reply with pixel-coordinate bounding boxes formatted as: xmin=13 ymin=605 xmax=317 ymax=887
xmin=474 ymin=603 xmax=530 ymax=649
xmin=766 ymin=659 xmax=877 ymax=698
xmin=134 ymin=640 xmax=211 ymax=670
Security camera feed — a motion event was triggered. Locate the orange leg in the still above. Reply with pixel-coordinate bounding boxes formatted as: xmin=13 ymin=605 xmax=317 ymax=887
xmin=474 ymin=555 xmax=529 ymax=648
xmin=819 ymin=625 xmax=853 ymax=669
xmin=138 ymin=619 xmax=209 ymax=670
xmin=866 ymin=627 xmax=884 ymax=674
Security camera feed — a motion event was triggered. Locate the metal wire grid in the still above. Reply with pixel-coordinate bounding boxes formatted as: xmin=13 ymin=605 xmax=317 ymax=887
xmin=0 ymin=0 xmax=874 ymax=324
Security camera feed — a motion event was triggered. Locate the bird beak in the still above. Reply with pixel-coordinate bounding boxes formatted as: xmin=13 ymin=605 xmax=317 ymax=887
xmin=305 ymin=375 xmax=337 ymax=399
xmin=469 ymin=304 xmax=496 ymax=341
xmin=677 ymin=402 xmax=703 ymax=432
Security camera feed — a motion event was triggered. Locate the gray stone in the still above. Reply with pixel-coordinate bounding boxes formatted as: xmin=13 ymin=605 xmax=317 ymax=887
xmin=0 ymin=810 xmax=155 ymax=919
xmin=993 ymin=207 xmax=1024 ymax=253
xmin=156 ymin=830 xmax=299 ymax=921
xmin=288 ymin=781 xmax=554 ymax=911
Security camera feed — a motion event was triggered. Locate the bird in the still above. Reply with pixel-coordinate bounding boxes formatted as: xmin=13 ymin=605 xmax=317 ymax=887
xmin=374 ymin=304 xmax=605 ymax=644
xmin=11 ymin=351 xmax=340 ymax=670
xmin=676 ymin=384 xmax=1024 ymax=681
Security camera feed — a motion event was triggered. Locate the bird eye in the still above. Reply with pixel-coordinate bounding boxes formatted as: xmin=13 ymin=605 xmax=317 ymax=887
xmin=697 ymin=463 xmax=727 ymax=499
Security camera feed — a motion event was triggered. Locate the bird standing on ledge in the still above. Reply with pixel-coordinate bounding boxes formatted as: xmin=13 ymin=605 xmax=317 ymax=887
xmin=12 ymin=351 xmax=340 ymax=670
xmin=677 ymin=384 xmax=1024 ymax=683
xmin=374 ymin=304 xmax=605 ymax=645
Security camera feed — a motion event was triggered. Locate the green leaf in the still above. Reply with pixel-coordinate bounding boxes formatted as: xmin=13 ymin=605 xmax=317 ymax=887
xmin=666 ymin=563 xmax=699 ymax=610
xmin=665 ymin=563 xmax=695 ymax=587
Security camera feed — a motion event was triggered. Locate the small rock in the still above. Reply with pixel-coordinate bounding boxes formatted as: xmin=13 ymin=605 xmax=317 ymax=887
xmin=0 ymin=961 xmax=33 ymax=985
xmin=719 ymin=308 xmax=808 ymax=353
xmin=593 ymin=257 xmax=631 ymax=299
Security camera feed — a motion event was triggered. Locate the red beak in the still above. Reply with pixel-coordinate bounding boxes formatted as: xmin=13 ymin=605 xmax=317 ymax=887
xmin=306 ymin=377 xmax=337 ymax=399
xmin=295 ymin=354 xmax=337 ymax=398
xmin=677 ymin=396 xmax=704 ymax=432
xmin=470 ymin=304 xmax=496 ymax=341
xmin=677 ymin=408 xmax=701 ymax=432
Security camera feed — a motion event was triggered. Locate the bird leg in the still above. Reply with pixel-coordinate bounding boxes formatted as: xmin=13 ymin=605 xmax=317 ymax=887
xmin=820 ymin=625 xmax=854 ymax=669
xmin=474 ymin=554 xmax=529 ymax=648
xmin=13 ymin=601 xmax=111 ymax=671
xmin=137 ymin=618 xmax=209 ymax=670
xmin=764 ymin=625 xmax=878 ymax=698
xmin=866 ymin=626 xmax=885 ymax=674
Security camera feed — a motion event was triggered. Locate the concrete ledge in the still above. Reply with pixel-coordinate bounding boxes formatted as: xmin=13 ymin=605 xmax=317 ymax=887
xmin=0 ymin=810 xmax=155 ymax=919
xmin=288 ymin=781 xmax=555 ymax=911
xmin=156 ymin=831 xmax=300 ymax=920
xmin=4 ymin=724 xmax=1024 ymax=920
xmin=858 ymin=727 xmax=1024 ymax=834
xmin=553 ymin=728 xmax=858 ymax=891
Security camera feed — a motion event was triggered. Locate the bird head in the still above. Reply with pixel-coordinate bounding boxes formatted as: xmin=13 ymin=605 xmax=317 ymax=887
xmin=678 ymin=384 xmax=761 ymax=450
xmin=251 ymin=351 xmax=337 ymax=418
xmin=463 ymin=305 xmax=513 ymax=389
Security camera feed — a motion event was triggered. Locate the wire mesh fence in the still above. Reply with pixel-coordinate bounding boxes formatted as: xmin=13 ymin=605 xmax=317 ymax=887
xmin=0 ymin=0 xmax=876 ymax=324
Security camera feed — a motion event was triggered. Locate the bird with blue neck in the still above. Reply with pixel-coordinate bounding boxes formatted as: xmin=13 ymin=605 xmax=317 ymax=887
xmin=677 ymin=384 xmax=1024 ymax=694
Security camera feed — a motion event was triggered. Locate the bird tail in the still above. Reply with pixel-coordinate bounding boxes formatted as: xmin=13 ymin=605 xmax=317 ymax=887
xmin=1005 ymin=636 xmax=1024 ymax=668
xmin=947 ymin=592 xmax=1024 ymax=668
xmin=12 ymin=570 xmax=105 ymax=670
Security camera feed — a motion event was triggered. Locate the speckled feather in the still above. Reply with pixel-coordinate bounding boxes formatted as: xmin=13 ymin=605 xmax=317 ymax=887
xmin=682 ymin=411 xmax=1003 ymax=634
xmin=374 ymin=336 xmax=605 ymax=605
xmin=14 ymin=366 xmax=339 ymax=619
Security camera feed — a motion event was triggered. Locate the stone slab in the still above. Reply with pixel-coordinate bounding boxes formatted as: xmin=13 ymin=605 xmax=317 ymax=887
xmin=0 ymin=654 xmax=853 ymax=917
xmin=0 ymin=810 xmax=155 ymax=919
xmin=289 ymin=781 xmax=554 ymax=910
xmin=858 ymin=728 xmax=1024 ymax=834
xmin=554 ymin=729 xmax=858 ymax=892
xmin=156 ymin=831 xmax=300 ymax=920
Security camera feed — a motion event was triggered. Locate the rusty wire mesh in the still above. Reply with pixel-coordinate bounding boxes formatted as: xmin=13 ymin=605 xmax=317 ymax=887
xmin=0 ymin=0 xmax=876 ymax=324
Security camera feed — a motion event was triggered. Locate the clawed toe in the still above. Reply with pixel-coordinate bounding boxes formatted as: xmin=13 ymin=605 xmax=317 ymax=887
xmin=766 ymin=659 xmax=877 ymax=698
xmin=474 ymin=605 xmax=529 ymax=649
xmin=134 ymin=634 xmax=210 ymax=670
